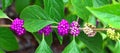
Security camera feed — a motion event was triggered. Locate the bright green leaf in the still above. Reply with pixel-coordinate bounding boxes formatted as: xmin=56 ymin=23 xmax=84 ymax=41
xmin=88 ymin=15 xmax=96 ymax=26
xmin=71 ymin=0 xmax=93 ymax=21
xmin=0 ymin=49 xmax=5 ymax=53
xmin=93 ymin=0 xmax=110 ymax=7
xmin=15 ymin=0 xmax=30 ymax=13
xmin=77 ymin=32 xmax=103 ymax=53
xmin=87 ymin=4 xmax=120 ymax=29
xmin=0 ymin=27 xmax=19 ymax=51
xmin=20 ymin=5 xmax=56 ymax=32
xmin=44 ymin=0 xmax=64 ymax=22
xmin=35 ymin=37 xmax=52 ymax=53
xmin=0 ymin=10 xmax=9 ymax=18
xmin=119 ymin=0 xmax=120 ymax=2
xmin=62 ymin=37 xmax=81 ymax=53
xmin=114 ymin=40 xmax=120 ymax=53
xmin=2 ymin=0 xmax=13 ymax=11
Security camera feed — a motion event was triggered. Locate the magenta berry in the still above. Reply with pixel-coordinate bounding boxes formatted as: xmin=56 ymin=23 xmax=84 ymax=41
xmin=38 ymin=25 xmax=52 ymax=36
xmin=70 ymin=21 xmax=80 ymax=36
xmin=70 ymin=27 xmax=80 ymax=36
xmin=10 ymin=18 xmax=25 ymax=36
xmin=57 ymin=19 xmax=70 ymax=36
xmin=70 ymin=21 xmax=80 ymax=27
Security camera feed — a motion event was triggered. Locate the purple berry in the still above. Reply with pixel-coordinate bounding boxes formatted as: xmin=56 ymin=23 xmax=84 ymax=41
xmin=70 ymin=21 xmax=80 ymax=36
xmin=70 ymin=27 xmax=80 ymax=36
xmin=10 ymin=18 xmax=25 ymax=36
xmin=38 ymin=25 xmax=52 ymax=36
xmin=70 ymin=21 xmax=80 ymax=27
xmin=57 ymin=19 xmax=70 ymax=36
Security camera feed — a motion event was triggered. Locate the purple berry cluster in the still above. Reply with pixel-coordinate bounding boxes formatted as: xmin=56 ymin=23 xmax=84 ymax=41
xmin=57 ymin=19 xmax=70 ymax=36
xmin=38 ymin=25 xmax=52 ymax=36
xmin=70 ymin=21 xmax=80 ymax=36
xmin=10 ymin=18 xmax=25 ymax=36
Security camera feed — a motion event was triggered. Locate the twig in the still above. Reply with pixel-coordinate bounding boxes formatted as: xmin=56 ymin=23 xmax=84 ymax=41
xmin=0 ymin=25 xmax=10 ymax=27
xmin=7 ymin=18 xmax=13 ymax=22
xmin=77 ymin=17 xmax=79 ymax=22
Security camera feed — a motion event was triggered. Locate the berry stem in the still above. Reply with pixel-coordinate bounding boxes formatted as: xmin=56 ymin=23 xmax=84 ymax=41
xmin=0 ymin=25 xmax=10 ymax=27
xmin=42 ymin=33 xmax=45 ymax=40
xmin=7 ymin=18 xmax=13 ymax=22
xmin=77 ymin=17 xmax=79 ymax=22
xmin=0 ymin=25 xmax=120 ymax=31
xmin=50 ymin=26 xmax=57 ymax=28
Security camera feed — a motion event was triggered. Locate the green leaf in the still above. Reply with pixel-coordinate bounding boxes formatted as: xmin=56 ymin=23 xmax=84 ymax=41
xmin=2 ymin=0 xmax=13 ymax=11
xmin=119 ymin=0 xmax=120 ymax=2
xmin=32 ymin=33 xmax=42 ymax=44
xmin=0 ymin=10 xmax=9 ymax=18
xmin=77 ymin=32 xmax=103 ymax=53
xmin=0 ymin=49 xmax=5 ymax=53
xmin=44 ymin=0 xmax=64 ymax=22
xmin=87 ymin=4 xmax=120 ymax=29
xmin=93 ymin=0 xmax=110 ymax=7
xmin=112 ymin=0 xmax=118 ymax=4
xmin=0 ymin=27 xmax=19 ymax=51
xmin=54 ymin=29 xmax=63 ymax=44
xmin=34 ymin=0 xmax=44 ymax=7
xmin=35 ymin=37 xmax=52 ymax=53
xmin=15 ymin=0 xmax=30 ymax=13
xmin=62 ymin=37 xmax=81 ymax=53
xmin=45 ymin=33 xmax=53 ymax=46
xmin=65 ymin=15 xmax=77 ymax=23
xmin=114 ymin=40 xmax=120 ymax=53
xmin=88 ymin=15 xmax=96 ymax=26
xmin=20 ymin=5 xmax=56 ymax=32
xmin=71 ymin=0 xmax=93 ymax=21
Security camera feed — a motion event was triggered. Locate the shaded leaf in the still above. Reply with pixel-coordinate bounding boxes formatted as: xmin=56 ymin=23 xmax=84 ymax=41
xmin=34 ymin=0 xmax=44 ymax=7
xmin=15 ymin=0 xmax=30 ymax=13
xmin=0 ymin=49 xmax=5 ymax=53
xmin=54 ymin=29 xmax=63 ymax=44
xmin=71 ymin=0 xmax=93 ymax=21
xmin=0 ymin=27 xmax=19 ymax=51
xmin=2 ymin=0 xmax=13 ymax=10
xmin=77 ymin=32 xmax=103 ymax=53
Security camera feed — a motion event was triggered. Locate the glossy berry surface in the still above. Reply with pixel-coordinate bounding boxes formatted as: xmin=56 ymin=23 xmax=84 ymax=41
xmin=10 ymin=18 xmax=25 ymax=36
xmin=57 ymin=19 xmax=70 ymax=36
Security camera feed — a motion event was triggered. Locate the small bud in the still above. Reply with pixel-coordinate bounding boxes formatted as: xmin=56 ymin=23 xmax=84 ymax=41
xmin=107 ymin=29 xmax=120 ymax=41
